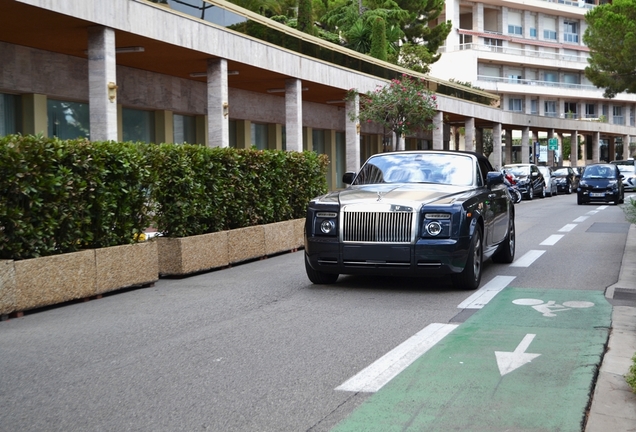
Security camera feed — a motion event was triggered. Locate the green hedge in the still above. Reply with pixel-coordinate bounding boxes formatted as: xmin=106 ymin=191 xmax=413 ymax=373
xmin=0 ymin=135 xmax=329 ymax=260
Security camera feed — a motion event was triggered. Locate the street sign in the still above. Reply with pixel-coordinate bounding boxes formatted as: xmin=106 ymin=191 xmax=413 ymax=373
xmin=548 ymin=138 xmax=558 ymax=150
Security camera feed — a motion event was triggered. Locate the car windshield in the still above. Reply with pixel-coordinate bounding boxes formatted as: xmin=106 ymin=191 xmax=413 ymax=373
xmin=553 ymin=168 xmax=569 ymax=176
xmin=505 ymin=165 xmax=530 ymax=176
xmin=582 ymin=165 xmax=615 ymax=179
xmin=353 ymin=153 xmax=475 ymax=186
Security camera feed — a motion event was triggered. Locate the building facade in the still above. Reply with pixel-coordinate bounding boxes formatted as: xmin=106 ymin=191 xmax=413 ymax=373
xmin=1 ymin=0 xmax=635 ymax=188
xmin=431 ymin=0 xmax=636 ymax=163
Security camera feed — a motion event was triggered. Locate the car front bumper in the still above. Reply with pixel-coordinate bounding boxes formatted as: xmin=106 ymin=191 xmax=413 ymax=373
xmin=577 ymin=189 xmax=621 ymax=203
xmin=304 ymin=236 xmax=472 ymax=277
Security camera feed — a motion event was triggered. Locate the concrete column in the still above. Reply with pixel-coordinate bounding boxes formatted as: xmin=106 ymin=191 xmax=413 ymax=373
xmin=473 ymin=3 xmax=484 ymax=32
xmin=504 ymin=129 xmax=513 ymax=165
xmin=444 ymin=0 xmax=459 ymax=49
xmin=396 ymin=134 xmax=405 ymax=151
xmin=521 ymin=127 xmax=530 ymax=164
xmin=571 ymin=131 xmax=579 ymax=167
xmin=608 ymin=136 xmax=615 ymax=162
xmin=624 ymin=135 xmax=631 ymax=160
xmin=207 ymin=58 xmax=229 ymax=147
xmin=492 ymin=123 xmax=502 ymax=170
xmin=285 ymin=78 xmax=303 ymax=152
xmin=548 ymin=128 xmax=556 ymax=166
xmin=475 ymin=128 xmax=483 ymax=155
xmin=88 ymin=26 xmax=118 ymax=141
xmin=345 ymin=94 xmax=361 ymax=172
xmin=465 ymin=118 xmax=475 ymax=152
xmin=592 ymin=132 xmax=600 ymax=163
xmin=432 ymin=111 xmax=444 ymax=150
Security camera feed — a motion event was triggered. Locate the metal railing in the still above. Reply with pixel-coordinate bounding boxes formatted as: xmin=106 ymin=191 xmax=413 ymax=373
xmin=476 ymin=75 xmax=597 ymax=91
xmin=444 ymin=43 xmax=588 ymax=64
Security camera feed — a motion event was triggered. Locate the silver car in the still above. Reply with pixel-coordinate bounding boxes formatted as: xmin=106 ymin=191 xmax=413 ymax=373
xmin=538 ymin=166 xmax=558 ymax=197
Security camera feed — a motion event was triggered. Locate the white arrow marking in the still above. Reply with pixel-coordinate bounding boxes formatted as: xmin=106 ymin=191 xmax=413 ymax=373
xmin=495 ymin=334 xmax=541 ymax=376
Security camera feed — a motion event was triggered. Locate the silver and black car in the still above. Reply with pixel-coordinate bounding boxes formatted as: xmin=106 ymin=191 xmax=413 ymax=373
xmin=577 ymin=163 xmax=625 ymax=205
xmin=502 ymin=163 xmax=546 ymax=200
xmin=304 ymin=151 xmax=516 ymax=290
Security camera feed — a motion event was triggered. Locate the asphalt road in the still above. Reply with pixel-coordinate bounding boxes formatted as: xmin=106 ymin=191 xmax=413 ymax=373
xmin=0 ymin=192 xmax=631 ymax=431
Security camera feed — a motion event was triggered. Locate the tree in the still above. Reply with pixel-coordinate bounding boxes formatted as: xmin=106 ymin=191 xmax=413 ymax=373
xmin=396 ymin=0 xmax=452 ymax=65
xmin=369 ymin=17 xmax=388 ymax=60
xmin=347 ymin=74 xmax=438 ymax=139
xmin=584 ymin=0 xmax=636 ymax=98
xmin=298 ymin=0 xmax=315 ymax=34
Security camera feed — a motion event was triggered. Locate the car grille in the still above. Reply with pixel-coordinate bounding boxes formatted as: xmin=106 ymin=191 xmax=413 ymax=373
xmin=342 ymin=211 xmax=414 ymax=243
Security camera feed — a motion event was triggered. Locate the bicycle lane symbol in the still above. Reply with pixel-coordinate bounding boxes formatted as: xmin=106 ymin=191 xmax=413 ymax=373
xmin=512 ymin=298 xmax=595 ymax=317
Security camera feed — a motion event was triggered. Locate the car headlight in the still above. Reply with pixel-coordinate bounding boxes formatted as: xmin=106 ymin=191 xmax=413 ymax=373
xmin=313 ymin=211 xmax=338 ymax=236
xmin=422 ymin=212 xmax=451 ymax=238
xmin=579 ymin=180 xmax=587 ymax=187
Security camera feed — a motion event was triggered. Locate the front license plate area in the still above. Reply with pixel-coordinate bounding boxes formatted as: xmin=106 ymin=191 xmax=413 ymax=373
xmin=343 ymin=245 xmax=411 ymax=262
xmin=590 ymin=192 xmax=605 ymax=197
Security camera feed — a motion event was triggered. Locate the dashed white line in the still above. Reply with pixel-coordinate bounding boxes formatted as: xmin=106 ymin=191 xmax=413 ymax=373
xmin=540 ymin=234 xmax=564 ymax=246
xmin=510 ymin=250 xmax=546 ymax=267
xmin=457 ymin=275 xmax=516 ymax=309
xmin=558 ymin=224 xmax=577 ymax=232
xmin=573 ymin=216 xmax=588 ymax=223
xmin=597 ymin=205 xmax=609 ymax=210
xmin=335 ymin=323 xmax=459 ymax=393
xmin=587 ymin=210 xmax=599 ymax=215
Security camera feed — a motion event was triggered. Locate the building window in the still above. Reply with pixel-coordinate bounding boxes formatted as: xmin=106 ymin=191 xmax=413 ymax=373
xmin=251 ymin=122 xmax=268 ymax=150
xmin=484 ymin=38 xmax=503 ymax=52
xmin=545 ymin=101 xmax=557 ymax=117
xmin=564 ymin=102 xmax=577 ymax=118
xmin=122 ymin=108 xmax=155 ymax=143
xmin=613 ymin=106 xmax=625 ymax=125
xmin=508 ymin=75 xmax=522 ymax=83
xmin=508 ymin=98 xmax=523 ymax=112
xmin=508 ymin=25 xmax=522 ymax=35
xmin=530 ymin=28 xmax=537 ymax=37
xmin=543 ymin=30 xmax=557 ymax=40
xmin=585 ymin=104 xmax=596 ymax=119
xmin=47 ymin=99 xmax=90 ymax=140
xmin=531 ymin=100 xmax=538 ymax=115
xmin=563 ymin=21 xmax=579 ymax=43
xmin=173 ymin=114 xmax=196 ymax=144
xmin=312 ymin=129 xmax=326 ymax=154
xmin=0 ymin=93 xmax=21 ymax=137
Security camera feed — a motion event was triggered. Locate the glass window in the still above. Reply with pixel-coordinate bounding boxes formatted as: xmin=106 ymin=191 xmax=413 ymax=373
xmin=312 ymin=129 xmax=325 ymax=154
xmin=508 ymin=99 xmax=523 ymax=112
xmin=544 ymin=30 xmax=557 ymax=40
xmin=545 ymin=101 xmax=557 ymax=117
xmin=173 ymin=114 xmax=197 ymax=144
xmin=47 ymin=99 xmax=90 ymax=140
xmin=0 ymin=93 xmax=21 ymax=137
xmin=122 ymin=108 xmax=155 ymax=143
xmin=585 ymin=104 xmax=596 ymax=118
xmin=508 ymin=25 xmax=522 ymax=35
xmin=564 ymin=102 xmax=577 ymax=118
xmin=531 ymin=100 xmax=538 ymax=115
xmin=251 ymin=122 xmax=268 ymax=149
xmin=530 ymin=28 xmax=537 ymax=37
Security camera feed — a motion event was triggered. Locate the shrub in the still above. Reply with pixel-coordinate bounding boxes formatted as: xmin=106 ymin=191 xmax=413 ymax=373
xmin=627 ymin=353 xmax=636 ymax=393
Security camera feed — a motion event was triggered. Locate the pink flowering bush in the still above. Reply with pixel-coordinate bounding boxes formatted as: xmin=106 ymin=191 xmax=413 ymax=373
xmin=346 ymin=74 xmax=438 ymax=138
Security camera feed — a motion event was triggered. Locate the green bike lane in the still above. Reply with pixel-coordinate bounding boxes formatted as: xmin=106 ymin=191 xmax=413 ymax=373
xmin=333 ymin=287 xmax=612 ymax=432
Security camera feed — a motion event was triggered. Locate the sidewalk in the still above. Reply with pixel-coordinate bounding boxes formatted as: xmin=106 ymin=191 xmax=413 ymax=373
xmin=585 ymin=224 xmax=636 ymax=431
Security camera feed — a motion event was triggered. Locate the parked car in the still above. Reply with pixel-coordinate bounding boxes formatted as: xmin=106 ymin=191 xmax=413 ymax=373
xmin=502 ymin=163 xmax=546 ymax=200
xmin=616 ymin=164 xmax=636 ymax=191
xmin=552 ymin=167 xmax=579 ymax=194
xmin=304 ymin=151 xmax=516 ymax=290
xmin=537 ymin=166 xmax=557 ymax=197
xmin=577 ymin=163 xmax=625 ymax=205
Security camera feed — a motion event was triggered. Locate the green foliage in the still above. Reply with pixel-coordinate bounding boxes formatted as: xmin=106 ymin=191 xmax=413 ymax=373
xmin=0 ymin=136 xmax=329 ymax=260
xmin=298 ymin=0 xmax=315 ymax=34
xmin=347 ymin=74 xmax=438 ymax=137
xmin=0 ymin=135 xmax=153 ymax=259
xmin=622 ymin=196 xmax=636 ymax=224
xmin=627 ymin=353 xmax=636 ymax=393
xmin=397 ymin=42 xmax=434 ymax=73
xmin=584 ymin=0 xmax=636 ymax=98
xmin=370 ymin=17 xmax=388 ymax=60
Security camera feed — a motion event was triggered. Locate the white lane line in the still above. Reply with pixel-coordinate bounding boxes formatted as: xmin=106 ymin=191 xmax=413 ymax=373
xmin=559 ymin=224 xmax=577 ymax=232
xmin=597 ymin=205 xmax=609 ymax=210
xmin=457 ymin=275 xmax=516 ymax=309
xmin=540 ymin=235 xmax=564 ymax=246
xmin=335 ymin=323 xmax=458 ymax=393
xmin=587 ymin=210 xmax=599 ymax=215
xmin=510 ymin=250 xmax=546 ymax=267
xmin=573 ymin=216 xmax=588 ymax=223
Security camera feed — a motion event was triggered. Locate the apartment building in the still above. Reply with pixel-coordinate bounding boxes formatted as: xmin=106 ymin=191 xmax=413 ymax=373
xmin=430 ymin=0 xmax=636 ymax=163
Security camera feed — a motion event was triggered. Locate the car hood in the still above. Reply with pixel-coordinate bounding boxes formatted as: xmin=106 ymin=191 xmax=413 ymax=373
xmin=580 ymin=178 xmax=616 ymax=187
xmin=315 ymin=184 xmax=476 ymax=208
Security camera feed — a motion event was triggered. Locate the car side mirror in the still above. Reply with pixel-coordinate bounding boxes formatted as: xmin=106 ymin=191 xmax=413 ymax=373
xmin=342 ymin=172 xmax=356 ymax=185
xmin=486 ymin=171 xmax=504 ymax=187
xmin=531 ymin=172 xmax=538 ymax=177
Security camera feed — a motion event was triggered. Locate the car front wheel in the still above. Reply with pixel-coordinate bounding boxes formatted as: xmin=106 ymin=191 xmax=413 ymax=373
xmin=526 ymin=186 xmax=533 ymax=200
xmin=305 ymin=254 xmax=339 ymax=284
xmin=567 ymin=183 xmax=573 ymax=194
xmin=452 ymin=225 xmax=483 ymax=290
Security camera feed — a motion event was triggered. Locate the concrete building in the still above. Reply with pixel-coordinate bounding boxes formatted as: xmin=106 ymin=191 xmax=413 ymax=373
xmin=431 ymin=0 xmax=636 ymax=164
xmin=1 ymin=0 xmax=634 ymax=188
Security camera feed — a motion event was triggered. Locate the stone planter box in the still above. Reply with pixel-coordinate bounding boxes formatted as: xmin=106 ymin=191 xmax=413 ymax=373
xmin=96 ymin=241 xmax=158 ymax=294
xmin=0 ymin=242 xmax=158 ymax=316
xmin=156 ymin=231 xmax=229 ymax=277
xmin=156 ymin=218 xmax=305 ymax=277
